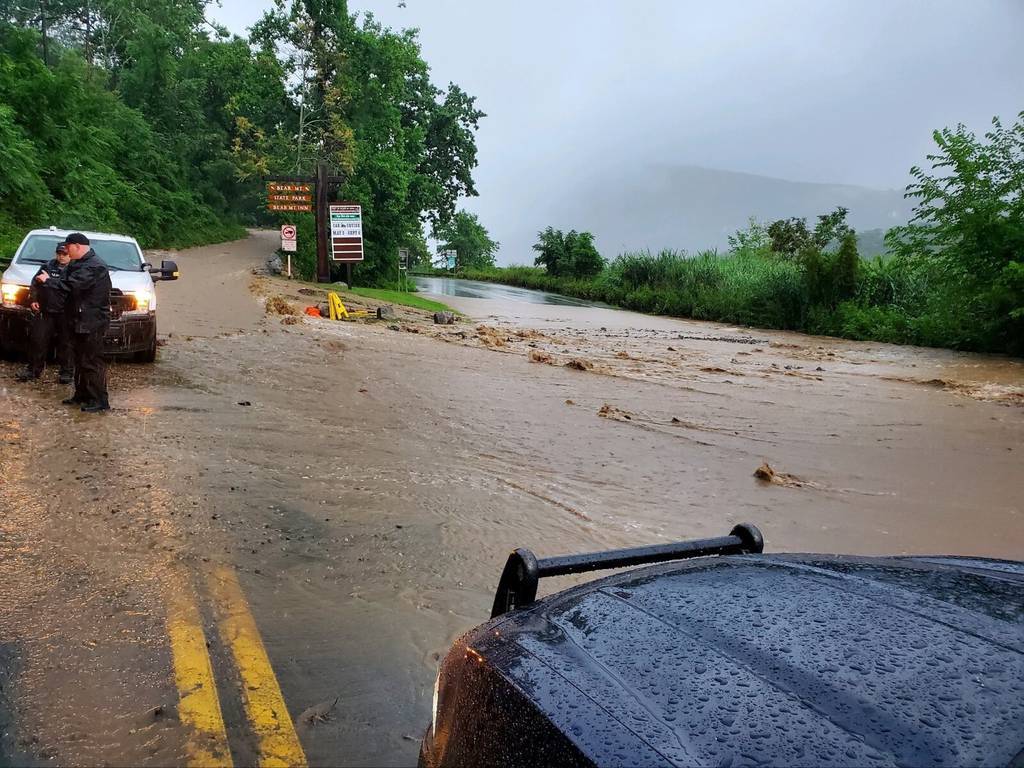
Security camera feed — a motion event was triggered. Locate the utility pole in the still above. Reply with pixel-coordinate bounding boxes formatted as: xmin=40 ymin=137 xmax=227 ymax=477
xmin=315 ymin=162 xmax=330 ymax=283
xmin=40 ymin=0 xmax=49 ymax=66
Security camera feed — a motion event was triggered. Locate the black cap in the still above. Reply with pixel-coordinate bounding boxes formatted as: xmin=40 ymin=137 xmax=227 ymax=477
xmin=63 ymin=232 xmax=90 ymax=246
xmin=55 ymin=243 xmax=68 ymax=254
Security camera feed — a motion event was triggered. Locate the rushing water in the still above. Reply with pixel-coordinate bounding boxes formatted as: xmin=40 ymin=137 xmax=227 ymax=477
xmin=413 ymin=275 xmax=608 ymax=307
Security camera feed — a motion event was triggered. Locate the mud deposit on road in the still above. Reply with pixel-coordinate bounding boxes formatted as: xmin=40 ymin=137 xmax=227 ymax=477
xmin=2 ymin=231 xmax=1022 ymax=766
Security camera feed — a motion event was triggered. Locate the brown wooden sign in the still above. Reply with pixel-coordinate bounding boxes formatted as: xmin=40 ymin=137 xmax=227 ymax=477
xmin=267 ymin=182 xmax=313 ymax=212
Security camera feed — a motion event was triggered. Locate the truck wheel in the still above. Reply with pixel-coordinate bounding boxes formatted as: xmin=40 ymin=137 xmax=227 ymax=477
xmin=134 ymin=338 xmax=157 ymax=363
xmin=0 ymin=337 xmax=18 ymax=361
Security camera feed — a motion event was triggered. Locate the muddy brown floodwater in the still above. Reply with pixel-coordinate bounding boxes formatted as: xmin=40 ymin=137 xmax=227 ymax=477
xmin=1 ymin=231 xmax=1022 ymax=766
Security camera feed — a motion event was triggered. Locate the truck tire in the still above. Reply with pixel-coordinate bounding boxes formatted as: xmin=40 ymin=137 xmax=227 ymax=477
xmin=134 ymin=337 xmax=157 ymax=363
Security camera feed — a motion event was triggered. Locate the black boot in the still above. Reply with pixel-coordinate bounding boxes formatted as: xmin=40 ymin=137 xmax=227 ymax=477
xmin=81 ymin=400 xmax=110 ymax=413
xmin=63 ymin=394 xmax=86 ymax=405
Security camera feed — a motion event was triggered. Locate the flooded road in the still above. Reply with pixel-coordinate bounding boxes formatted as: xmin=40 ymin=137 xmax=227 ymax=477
xmin=413 ymin=275 xmax=608 ymax=307
xmin=2 ymin=232 xmax=1023 ymax=766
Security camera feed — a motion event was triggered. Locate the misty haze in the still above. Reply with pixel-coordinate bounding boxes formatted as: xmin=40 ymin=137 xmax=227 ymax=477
xmin=212 ymin=0 xmax=1022 ymax=261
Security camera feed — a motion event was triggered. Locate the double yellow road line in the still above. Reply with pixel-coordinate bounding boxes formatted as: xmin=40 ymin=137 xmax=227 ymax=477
xmin=166 ymin=567 xmax=307 ymax=768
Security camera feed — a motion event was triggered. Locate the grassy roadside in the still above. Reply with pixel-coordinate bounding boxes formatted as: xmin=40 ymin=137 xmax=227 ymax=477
xmin=297 ymin=282 xmax=457 ymax=315
xmin=345 ymin=286 xmax=456 ymax=313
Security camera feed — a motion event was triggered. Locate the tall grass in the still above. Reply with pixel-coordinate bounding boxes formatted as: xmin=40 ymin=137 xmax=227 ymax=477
xmin=460 ymin=248 xmax=1018 ymax=355
xmin=464 ymin=250 xmax=808 ymax=329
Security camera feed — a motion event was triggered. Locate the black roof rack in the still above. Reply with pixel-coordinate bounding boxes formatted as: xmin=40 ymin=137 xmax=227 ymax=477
xmin=490 ymin=523 xmax=764 ymax=618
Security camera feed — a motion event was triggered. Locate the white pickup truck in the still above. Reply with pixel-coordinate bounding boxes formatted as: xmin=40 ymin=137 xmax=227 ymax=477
xmin=0 ymin=228 xmax=178 ymax=363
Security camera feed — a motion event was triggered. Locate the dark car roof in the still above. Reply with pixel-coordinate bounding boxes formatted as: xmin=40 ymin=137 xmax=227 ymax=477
xmin=471 ymin=554 xmax=1024 ymax=767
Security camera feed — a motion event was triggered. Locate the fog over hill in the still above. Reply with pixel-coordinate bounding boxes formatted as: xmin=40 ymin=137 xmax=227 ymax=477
xmin=489 ymin=164 xmax=913 ymax=264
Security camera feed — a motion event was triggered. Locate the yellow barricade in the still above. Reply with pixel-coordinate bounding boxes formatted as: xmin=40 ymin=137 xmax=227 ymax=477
xmin=327 ymin=292 xmax=348 ymax=320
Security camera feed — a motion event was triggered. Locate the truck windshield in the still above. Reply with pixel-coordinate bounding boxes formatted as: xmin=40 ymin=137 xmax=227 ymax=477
xmin=17 ymin=235 xmax=143 ymax=271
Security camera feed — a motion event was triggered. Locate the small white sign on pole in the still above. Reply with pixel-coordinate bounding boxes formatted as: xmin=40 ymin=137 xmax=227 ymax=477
xmin=280 ymin=224 xmax=297 ymax=252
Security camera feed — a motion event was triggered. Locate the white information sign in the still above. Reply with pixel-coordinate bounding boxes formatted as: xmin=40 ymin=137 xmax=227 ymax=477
xmin=329 ymin=204 xmax=364 ymax=262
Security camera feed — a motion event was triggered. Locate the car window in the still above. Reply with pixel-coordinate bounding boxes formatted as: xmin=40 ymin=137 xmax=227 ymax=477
xmin=17 ymin=234 xmax=142 ymax=271
xmin=16 ymin=235 xmax=64 ymax=264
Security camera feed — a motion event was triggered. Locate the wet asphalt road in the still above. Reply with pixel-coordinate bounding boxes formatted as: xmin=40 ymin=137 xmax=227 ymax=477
xmin=1 ymin=231 xmax=1023 ymax=766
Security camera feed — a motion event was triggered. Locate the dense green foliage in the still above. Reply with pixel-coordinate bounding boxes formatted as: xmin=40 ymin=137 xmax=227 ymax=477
xmin=0 ymin=0 xmax=483 ymax=284
xmin=433 ymin=210 xmax=498 ymax=270
xmin=249 ymin=0 xmax=483 ymax=285
xmin=532 ymin=227 xmax=605 ymax=279
xmin=462 ymin=113 xmax=1024 ymax=356
xmin=0 ymin=17 xmax=248 ymax=253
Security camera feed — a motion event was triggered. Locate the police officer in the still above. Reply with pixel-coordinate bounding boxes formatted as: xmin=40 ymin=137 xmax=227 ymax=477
xmin=35 ymin=233 xmax=112 ymax=413
xmin=16 ymin=242 xmax=74 ymax=384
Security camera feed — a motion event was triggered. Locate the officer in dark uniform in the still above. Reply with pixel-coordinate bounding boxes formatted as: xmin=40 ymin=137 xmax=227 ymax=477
xmin=16 ymin=242 xmax=74 ymax=383
xmin=35 ymin=233 xmax=112 ymax=412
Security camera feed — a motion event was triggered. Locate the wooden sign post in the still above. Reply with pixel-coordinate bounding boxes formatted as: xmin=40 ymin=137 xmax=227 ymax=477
xmin=264 ymin=162 xmax=347 ymax=284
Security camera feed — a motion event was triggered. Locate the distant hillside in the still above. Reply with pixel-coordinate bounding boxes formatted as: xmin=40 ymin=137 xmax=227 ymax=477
xmin=492 ymin=164 xmax=911 ymax=263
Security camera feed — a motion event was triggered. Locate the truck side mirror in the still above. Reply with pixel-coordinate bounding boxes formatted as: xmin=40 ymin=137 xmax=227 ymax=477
xmin=153 ymin=260 xmax=179 ymax=281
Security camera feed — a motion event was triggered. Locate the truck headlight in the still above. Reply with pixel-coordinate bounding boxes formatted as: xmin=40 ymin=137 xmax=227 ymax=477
xmin=126 ymin=289 xmax=153 ymax=314
xmin=1 ymin=283 xmax=27 ymax=308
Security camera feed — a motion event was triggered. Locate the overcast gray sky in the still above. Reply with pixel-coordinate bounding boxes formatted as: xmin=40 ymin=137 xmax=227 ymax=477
xmin=210 ymin=0 xmax=1023 ymax=259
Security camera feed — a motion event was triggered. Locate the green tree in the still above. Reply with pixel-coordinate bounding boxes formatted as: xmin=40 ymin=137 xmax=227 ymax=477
xmin=832 ymin=229 xmax=860 ymax=303
xmin=767 ymin=217 xmax=811 ymax=256
xmin=250 ymin=2 xmax=484 ymax=284
xmin=532 ymin=226 xmax=567 ymax=275
xmin=887 ymin=113 xmax=1024 ymax=350
xmin=434 ymin=210 xmax=498 ymax=270
xmin=767 ymin=207 xmax=851 ymax=257
xmin=533 ymin=227 xmax=604 ymax=279
xmin=566 ymin=230 xmax=604 ymax=278
xmin=727 ymin=217 xmax=771 ymax=254
xmin=2 ymin=0 xmax=484 ymax=284
xmin=0 ymin=21 xmax=240 ymax=250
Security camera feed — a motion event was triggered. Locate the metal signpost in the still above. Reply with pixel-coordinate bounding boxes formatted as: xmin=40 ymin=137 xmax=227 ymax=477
xmin=263 ymin=163 xmax=346 ymax=283
xmin=398 ymin=248 xmax=409 ymax=292
xmin=280 ymin=224 xmax=297 ymax=277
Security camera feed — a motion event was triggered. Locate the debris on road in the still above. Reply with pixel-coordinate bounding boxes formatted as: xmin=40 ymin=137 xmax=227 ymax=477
xmin=475 ymin=325 xmax=507 ymax=347
xmin=298 ymin=697 xmax=339 ymax=727
xmin=598 ymin=403 xmax=632 ymax=420
xmin=265 ymin=296 xmax=298 ymax=315
xmin=433 ymin=311 xmax=456 ymax=325
xmin=565 ymin=358 xmax=594 ymax=371
xmin=754 ymin=461 xmax=806 ymax=488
